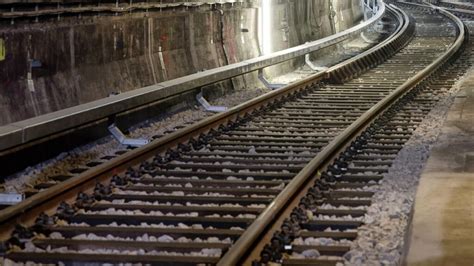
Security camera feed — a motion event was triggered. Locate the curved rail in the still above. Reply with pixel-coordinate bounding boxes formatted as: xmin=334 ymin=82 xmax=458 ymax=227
xmin=216 ymin=4 xmax=414 ymax=265
xmin=439 ymin=0 xmax=474 ymax=11
xmin=0 ymin=3 xmax=465 ymax=265
xmin=218 ymin=3 xmax=465 ymax=265
xmin=327 ymin=3 xmax=415 ymax=83
xmin=435 ymin=4 xmax=474 ymax=18
xmin=0 ymin=2 xmax=392 ymax=228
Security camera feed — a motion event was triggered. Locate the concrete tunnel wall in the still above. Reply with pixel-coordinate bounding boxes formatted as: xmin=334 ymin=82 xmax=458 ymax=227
xmin=0 ymin=0 xmax=364 ymax=126
xmin=263 ymin=0 xmax=363 ymax=76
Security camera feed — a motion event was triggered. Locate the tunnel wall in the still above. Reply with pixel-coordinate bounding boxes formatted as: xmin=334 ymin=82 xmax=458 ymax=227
xmin=264 ymin=0 xmax=363 ymax=76
xmin=0 ymin=0 xmax=363 ymax=126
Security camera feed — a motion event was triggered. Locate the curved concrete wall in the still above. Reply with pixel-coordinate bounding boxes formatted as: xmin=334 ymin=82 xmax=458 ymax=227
xmin=267 ymin=0 xmax=363 ymax=53
xmin=0 ymin=0 xmax=363 ymax=126
xmin=262 ymin=0 xmax=363 ymax=76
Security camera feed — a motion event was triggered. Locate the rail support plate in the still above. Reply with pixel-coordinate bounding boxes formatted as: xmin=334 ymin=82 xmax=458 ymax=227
xmin=305 ymin=54 xmax=329 ymax=71
xmin=108 ymin=124 xmax=149 ymax=147
xmin=0 ymin=193 xmax=24 ymax=206
xmin=360 ymin=32 xmax=378 ymax=43
xmin=196 ymin=92 xmax=228 ymax=113
xmin=258 ymin=69 xmax=286 ymax=90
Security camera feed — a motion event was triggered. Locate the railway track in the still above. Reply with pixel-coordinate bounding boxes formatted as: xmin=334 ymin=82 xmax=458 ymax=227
xmin=438 ymin=3 xmax=474 ymax=59
xmin=439 ymin=1 xmax=474 ymax=12
xmin=0 ymin=2 xmax=468 ymax=266
xmin=436 ymin=1 xmax=474 ymax=21
xmin=250 ymin=3 xmax=472 ymax=264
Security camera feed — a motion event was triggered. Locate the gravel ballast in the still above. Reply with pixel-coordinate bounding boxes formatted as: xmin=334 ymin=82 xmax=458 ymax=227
xmin=343 ymin=67 xmax=472 ymax=265
xmin=1 ymin=30 xmax=383 ymax=194
xmin=1 ymin=88 xmax=269 ymax=194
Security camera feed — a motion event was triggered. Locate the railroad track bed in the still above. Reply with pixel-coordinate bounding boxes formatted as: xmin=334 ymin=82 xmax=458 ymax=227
xmin=252 ymin=4 xmax=472 ymax=266
xmin=261 ymin=57 xmax=471 ymax=266
xmin=437 ymin=1 xmax=474 ymax=23
xmin=0 ymin=3 xmax=469 ymax=266
xmin=0 ymin=90 xmax=255 ymax=196
xmin=439 ymin=1 xmax=474 ymax=11
xmin=0 ymin=16 xmax=395 ymax=199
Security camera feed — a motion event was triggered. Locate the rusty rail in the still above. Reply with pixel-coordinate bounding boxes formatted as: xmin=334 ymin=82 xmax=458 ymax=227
xmin=0 ymin=0 xmax=385 ymax=234
xmin=217 ymin=3 xmax=466 ymax=265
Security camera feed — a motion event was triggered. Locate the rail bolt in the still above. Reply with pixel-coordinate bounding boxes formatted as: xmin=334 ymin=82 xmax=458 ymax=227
xmin=140 ymin=161 xmax=156 ymax=173
xmin=153 ymin=155 xmax=167 ymax=165
xmin=7 ymin=225 xmax=34 ymax=249
xmin=125 ymin=167 xmax=140 ymax=179
xmin=165 ymin=149 xmax=180 ymax=161
xmin=111 ymin=175 xmax=129 ymax=186
xmin=178 ymin=143 xmax=191 ymax=152
xmin=218 ymin=124 xmax=229 ymax=133
xmin=299 ymin=197 xmax=313 ymax=210
xmin=281 ymin=221 xmax=297 ymax=238
xmin=260 ymin=244 xmax=274 ymax=263
xmin=57 ymin=201 xmax=76 ymax=219
xmin=335 ymin=158 xmax=349 ymax=171
xmin=188 ymin=138 xmax=203 ymax=150
xmin=227 ymin=121 xmax=239 ymax=130
xmin=11 ymin=224 xmax=34 ymax=240
xmin=33 ymin=213 xmax=56 ymax=234
xmin=269 ymin=237 xmax=284 ymax=262
xmin=94 ymin=183 xmax=112 ymax=200
xmin=75 ymin=192 xmax=95 ymax=208
xmin=314 ymin=179 xmax=330 ymax=191
xmin=321 ymin=171 xmax=336 ymax=183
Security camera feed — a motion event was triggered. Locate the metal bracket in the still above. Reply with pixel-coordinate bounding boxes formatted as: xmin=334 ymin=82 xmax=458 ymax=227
xmin=258 ymin=69 xmax=286 ymax=90
xmin=196 ymin=92 xmax=228 ymax=113
xmin=108 ymin=123 xmax=149 ymax=147
xmin=305 ymin=54 xmax=329 ymax=72
xmin=360 ymin=32 xmax=377 ymax=44
xmin=0 ymin=193 xmax=24 ymax=206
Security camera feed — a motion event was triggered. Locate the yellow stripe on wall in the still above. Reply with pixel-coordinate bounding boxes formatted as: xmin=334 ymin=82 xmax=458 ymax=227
xmin=0 ymin=38 xmax=5 ymax=61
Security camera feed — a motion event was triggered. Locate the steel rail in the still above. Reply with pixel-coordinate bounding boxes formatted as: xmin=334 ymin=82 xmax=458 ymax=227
xmin=326 ymin=3 xmax=414 ymax=83
xmin=406 ymin=0 xmax=474 ymax=18
xmin=0 ymin=68 xmax=328 ymax=227
xmin=0 ymin=3 xmax=460 ymax=264
xmin=0 ymin=1 xmax=385 ymax=152
xmin=439 ymin=0 xmax=474 ymax=11
xmin=217 ymin=3 xmax=465 ymax=265
xmin=0 ymin=2 xmax=461 ymax=266
xmin=0 ymin=1 xmax=393 ymax=234
xmin=435 ymin=6 xmax=474 ymax=18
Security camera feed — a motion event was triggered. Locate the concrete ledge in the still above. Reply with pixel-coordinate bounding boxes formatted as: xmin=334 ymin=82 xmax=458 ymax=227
xmin=0 ymin=2 xmax=254 ymax=19
xmin=0 ymin=0 xmax=248 ymax=6
xmin=0 ymin=1 xmax=385 ymax=152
